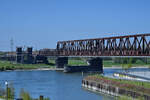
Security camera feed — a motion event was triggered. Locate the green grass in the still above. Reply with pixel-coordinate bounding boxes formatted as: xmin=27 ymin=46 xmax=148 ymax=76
xmin=103 ymin=60 xmax=121 ymax=67
xmin=0 ymin=60 xmax=55 ymax=71
xmin=1 ymin=58 xmax=150 ymax=70
xmin=103 ymin=60 xmax=150 ymax=67
xmin=0 ymin=58 xmax=88 ymax=71
xmin=49 ymin=58 xmax=88 ymax=66
xmin=68 ymin=59 xmax=88 ymax=66
xmin=53 ymin=58 xmax=150 ymax=67
xmin=46 ymin=58 xmax=150 ymax=68
xmin=48 ymin=59 xmax=55 ymax=64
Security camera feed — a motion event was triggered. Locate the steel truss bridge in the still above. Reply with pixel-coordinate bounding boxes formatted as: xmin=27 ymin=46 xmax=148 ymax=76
xmin=55 ymin=33 xmax=150 ymax=57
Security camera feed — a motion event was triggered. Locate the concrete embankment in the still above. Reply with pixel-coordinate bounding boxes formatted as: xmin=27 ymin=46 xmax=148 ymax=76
xmin=82 ymin=76 xmax=150 ymax=100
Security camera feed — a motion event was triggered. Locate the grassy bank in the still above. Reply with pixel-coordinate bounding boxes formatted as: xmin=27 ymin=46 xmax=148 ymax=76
xmin=103 ymin=60 xmax=150 ymax=67
xmin=55 ymin=58 xmax=150 ymax=67
xmin=68 ymin=59 xmax=88 ymax=66
xmin=48 ymin=58 xmax=88 ymax=66
xmin=0 ymin=60 xmax=55 ymax=71
xmin=68 ymin=59 xmax=150 ymax=67
xmin=1 ymin=57 xmax=150 ymax=71
xmin=104 ymin=58 xmax=150 ymax=67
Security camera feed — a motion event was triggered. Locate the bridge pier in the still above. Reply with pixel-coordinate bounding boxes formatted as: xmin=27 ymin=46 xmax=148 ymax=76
xmin=55 ymin=57 xmax=68 ymax=68
xmin=88 ymin=57 xmax=103 ymax=73
xmin=63 ymin=57 xmax=103 ymax=73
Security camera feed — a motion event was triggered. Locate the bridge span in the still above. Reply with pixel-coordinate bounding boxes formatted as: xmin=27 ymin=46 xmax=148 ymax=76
xmin=56 ymin=33 xmax=150 ymax=57
xmin=39 ymin=33 xmax=150 ymax=72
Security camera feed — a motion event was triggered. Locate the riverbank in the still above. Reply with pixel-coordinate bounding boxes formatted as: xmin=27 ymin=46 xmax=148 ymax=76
xmin=82 ymin=75 xmax=150 ymax=100
xmin=0 ymin=59 xmax=150 ymax=72
xmin=0 ymin=60 xmax=55 ymax=71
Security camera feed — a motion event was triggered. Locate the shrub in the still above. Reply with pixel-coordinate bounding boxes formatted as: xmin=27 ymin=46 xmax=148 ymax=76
xmin=20 ymin=89 xmax=31 ymax=100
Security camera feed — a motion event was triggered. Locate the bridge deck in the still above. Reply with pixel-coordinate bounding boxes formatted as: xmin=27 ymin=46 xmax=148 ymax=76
xmin=56 ymin=33 xmax=150 ymax=57
xmin=40 ymin=33 xmax=150 ymax=57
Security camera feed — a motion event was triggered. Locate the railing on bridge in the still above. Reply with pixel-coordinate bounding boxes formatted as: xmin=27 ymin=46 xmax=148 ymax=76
xmin=57 ymin=33 xmax=150 ymax=56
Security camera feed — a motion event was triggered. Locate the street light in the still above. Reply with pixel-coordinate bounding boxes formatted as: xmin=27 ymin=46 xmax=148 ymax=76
xmin=5 ymin=81 xmax=8 ymax=100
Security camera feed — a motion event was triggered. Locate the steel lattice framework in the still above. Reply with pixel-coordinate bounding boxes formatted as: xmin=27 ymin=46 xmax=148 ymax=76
xmin=56 ymin=33 xmax=150 ymax=57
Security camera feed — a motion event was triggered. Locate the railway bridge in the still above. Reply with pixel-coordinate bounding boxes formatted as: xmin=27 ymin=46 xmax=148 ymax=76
xmin=40 ymin=33 xmax=150 ymax=72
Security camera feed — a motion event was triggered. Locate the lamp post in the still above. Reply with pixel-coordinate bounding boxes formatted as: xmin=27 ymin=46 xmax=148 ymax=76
xmin=5 ymin=81 xmax=8 ymax=100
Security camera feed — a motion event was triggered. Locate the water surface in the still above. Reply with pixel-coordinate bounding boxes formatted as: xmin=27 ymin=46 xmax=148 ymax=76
xmin=0 ymin=70 xmax=114 ymax=100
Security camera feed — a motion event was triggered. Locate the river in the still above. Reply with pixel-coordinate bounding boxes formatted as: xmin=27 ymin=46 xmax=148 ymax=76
xmin=1 ymin=67 xmax=150 ymax=100
xmin=0 ymin=69 xmax=115 ymax=100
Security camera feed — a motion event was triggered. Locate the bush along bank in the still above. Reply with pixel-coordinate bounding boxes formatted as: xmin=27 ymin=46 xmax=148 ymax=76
xmin=82 ymin=75 xmax=150 ymax=100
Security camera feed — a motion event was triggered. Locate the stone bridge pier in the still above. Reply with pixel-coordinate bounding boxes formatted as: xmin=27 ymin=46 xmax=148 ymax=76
xmin=55 ymin=57 xmax=103 ymax=73
xmin=88 ymin=57 xmax=103 ymax=72
xmin=55 ymin=57 xmax=68 ymax=68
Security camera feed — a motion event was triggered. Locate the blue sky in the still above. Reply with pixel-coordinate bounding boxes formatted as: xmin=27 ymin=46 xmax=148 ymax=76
xmin=0 ymin=0 xmax=150 ymax=51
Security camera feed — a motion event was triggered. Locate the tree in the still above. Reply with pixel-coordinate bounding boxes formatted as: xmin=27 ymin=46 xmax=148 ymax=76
xmin=121 ymin=58 xmax=132 ymax=73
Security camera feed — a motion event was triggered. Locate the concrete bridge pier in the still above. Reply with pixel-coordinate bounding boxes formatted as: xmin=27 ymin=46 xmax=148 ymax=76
xmin=88 ymin=57 xmax=103 ymax=73
xmin=55 ymin=57 xmax=68 ymax=68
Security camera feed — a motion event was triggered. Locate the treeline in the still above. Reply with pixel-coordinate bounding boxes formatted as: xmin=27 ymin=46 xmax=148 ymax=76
xmin=112 ymin=58 xmax=149 ymax=64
